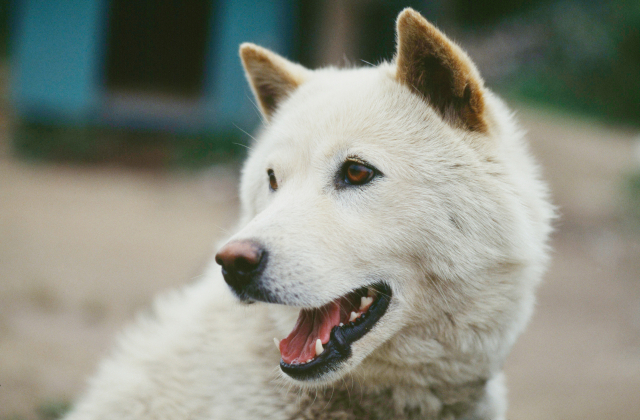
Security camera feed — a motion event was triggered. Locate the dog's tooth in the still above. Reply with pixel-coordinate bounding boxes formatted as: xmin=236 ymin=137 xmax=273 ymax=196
xmin=360 ymin=296 xmax=373 ymax=311
xmin=315 ymin=339 xmax=324 ymax=356
xmin=339 ymin=322 xmax=344 ymax=327
xmin=273 ymin=338 xmax=280 ymax=351
xmin=349 ymin=311 xmax=358 ymax=322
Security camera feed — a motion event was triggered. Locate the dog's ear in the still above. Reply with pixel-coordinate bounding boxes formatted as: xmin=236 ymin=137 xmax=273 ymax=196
xmin=395 ymin=9 xmax=488 ymax=133
xmin=240 ymin=43 xmax=308 ymax=121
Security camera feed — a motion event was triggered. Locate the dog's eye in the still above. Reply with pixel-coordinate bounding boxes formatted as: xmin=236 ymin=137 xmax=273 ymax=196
xmin=267 ymin=169 xmax=278 ymax=191
xmin=344 ymin=162 xmax=375 ymax=186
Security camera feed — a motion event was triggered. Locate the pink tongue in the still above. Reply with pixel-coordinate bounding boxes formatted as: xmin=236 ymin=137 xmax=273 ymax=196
xmin=279 ymin=300 xmax=342 ymax=364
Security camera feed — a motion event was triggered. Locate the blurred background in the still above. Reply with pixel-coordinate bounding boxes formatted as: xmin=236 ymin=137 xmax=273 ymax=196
xmin=0 ymin=0 xmax=639 ymax=419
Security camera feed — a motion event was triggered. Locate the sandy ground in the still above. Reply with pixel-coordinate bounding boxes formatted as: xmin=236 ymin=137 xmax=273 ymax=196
xmin=1 ymin=107 xmax=640 ymax=419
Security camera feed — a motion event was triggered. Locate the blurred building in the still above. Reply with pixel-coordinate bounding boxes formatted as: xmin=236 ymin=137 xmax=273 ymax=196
xmin=10 ymin=0 xmax=293 ymax=132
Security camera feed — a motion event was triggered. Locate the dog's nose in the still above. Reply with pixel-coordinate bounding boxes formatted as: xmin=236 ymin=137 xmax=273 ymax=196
xmin=215 ymin=241 xmax=265 ymax=292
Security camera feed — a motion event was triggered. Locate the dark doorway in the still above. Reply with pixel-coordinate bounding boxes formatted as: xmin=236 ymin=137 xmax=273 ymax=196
xmin=105 ymin=0 xmax=213 ymax=99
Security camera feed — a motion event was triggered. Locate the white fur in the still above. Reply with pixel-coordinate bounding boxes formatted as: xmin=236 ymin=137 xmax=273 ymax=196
xmin=64 ymin=14 xmax=553 ymax=420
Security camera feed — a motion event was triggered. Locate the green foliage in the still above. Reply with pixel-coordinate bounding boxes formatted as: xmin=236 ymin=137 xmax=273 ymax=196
xmin=0 ymin=0 xmax=9 ymax=57
xmin=453 ymin=0 xmax=551 ymax=25
xmin=12 ymin=122 xmax=248 ymax=168
xmin=503 ymin=0 xmax=640 ymax=126
xmin=36 ymin=401 xmax=71 ymax=420
xmin=626 ymin=170 xmax=640 ymax=223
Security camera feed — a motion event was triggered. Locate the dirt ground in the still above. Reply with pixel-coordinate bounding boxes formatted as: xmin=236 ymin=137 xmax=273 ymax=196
xmin=1 ymin=107 xmax=640 ymax=420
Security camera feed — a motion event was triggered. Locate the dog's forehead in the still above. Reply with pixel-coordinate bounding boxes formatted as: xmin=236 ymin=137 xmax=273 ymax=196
xmin=260 ymin=65 xmax=451 ymax=160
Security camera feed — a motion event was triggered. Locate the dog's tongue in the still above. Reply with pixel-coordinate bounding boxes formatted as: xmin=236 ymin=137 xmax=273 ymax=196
xmin=279 ymin=300 xmax=342 ymax=364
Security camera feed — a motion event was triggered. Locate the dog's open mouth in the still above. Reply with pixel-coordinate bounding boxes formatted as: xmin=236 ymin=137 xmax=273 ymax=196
xmin=276 ymin=282 xmax=391 ymax=380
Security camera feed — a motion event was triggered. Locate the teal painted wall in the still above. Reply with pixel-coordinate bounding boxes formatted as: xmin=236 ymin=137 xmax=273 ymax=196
xmin=205 ymin=0 xmax=293 ymax=128
xmin=11 ymin=0 xmax=293 ymax=130
xmin=12 ymin=0 xmax=108 ymax=122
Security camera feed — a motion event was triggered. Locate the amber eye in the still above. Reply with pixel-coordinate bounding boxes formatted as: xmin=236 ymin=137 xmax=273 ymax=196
xmin=344 ymin=162 xmax=375 ymax=185
xmin=267 ymin=169 xmax=278 ymax=191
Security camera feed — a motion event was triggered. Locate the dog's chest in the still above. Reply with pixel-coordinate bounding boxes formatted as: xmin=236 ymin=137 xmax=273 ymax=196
xmin=282 ymin=386 xmax=480 ymax=420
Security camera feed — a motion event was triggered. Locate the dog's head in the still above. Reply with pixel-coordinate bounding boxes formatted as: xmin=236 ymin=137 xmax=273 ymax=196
xmin=216 ymin=8 xmax=553 ymax=386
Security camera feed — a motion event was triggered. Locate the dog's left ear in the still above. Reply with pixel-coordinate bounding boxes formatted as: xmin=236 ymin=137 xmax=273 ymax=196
xmin=240 ymin=43 xmax=309 ymax=121
xmin=395 ymin=9 xmax=488 ymax=133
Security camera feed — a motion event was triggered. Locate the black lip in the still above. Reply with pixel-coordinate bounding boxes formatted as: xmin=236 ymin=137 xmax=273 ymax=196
xmin=226 ymin=279 xmax=284 ymax=305
xmin=280 ymin=282 xmax=392 ymax=381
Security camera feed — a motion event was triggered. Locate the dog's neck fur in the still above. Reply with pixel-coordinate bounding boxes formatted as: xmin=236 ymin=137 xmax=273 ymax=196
xmin=287 ymin=386 xmax=491 ymax=420
xmin=360 ymin=356 xmax=503 ymax=420
xmin=274 ymin=317 xmax=506 ymax=420
xmin=282 ymin=366 xmax=501 ymax=420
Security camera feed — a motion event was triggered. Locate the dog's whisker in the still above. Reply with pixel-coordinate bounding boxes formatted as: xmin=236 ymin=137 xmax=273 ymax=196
xmin=210 ymin=222 xmax=232 ymax=235
xmin=323 ymin=385 xmax=336 ymax=410
xmin=245 ymin=92 xmax=265 ymax=124
xmin=232 ymin=122 xmax=258 ymax=144
xmin=232 ymin=142 xmax=252 ymax=152
xmin=188 ymin=273 xmax=206 ymax=282
xmin=348 ymin=371 xmax=364 ymax=405
xmin=344 ymin=377 xmax=353 ymax=405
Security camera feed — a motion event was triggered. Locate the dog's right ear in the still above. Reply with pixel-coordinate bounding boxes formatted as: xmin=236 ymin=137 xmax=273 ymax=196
xmin=240 ymin=43 xmax=308 ymax=121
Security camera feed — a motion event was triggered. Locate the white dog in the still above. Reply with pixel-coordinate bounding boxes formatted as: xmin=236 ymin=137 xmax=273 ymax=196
xmin=64 ymin=8 xmax=553 ymax=420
